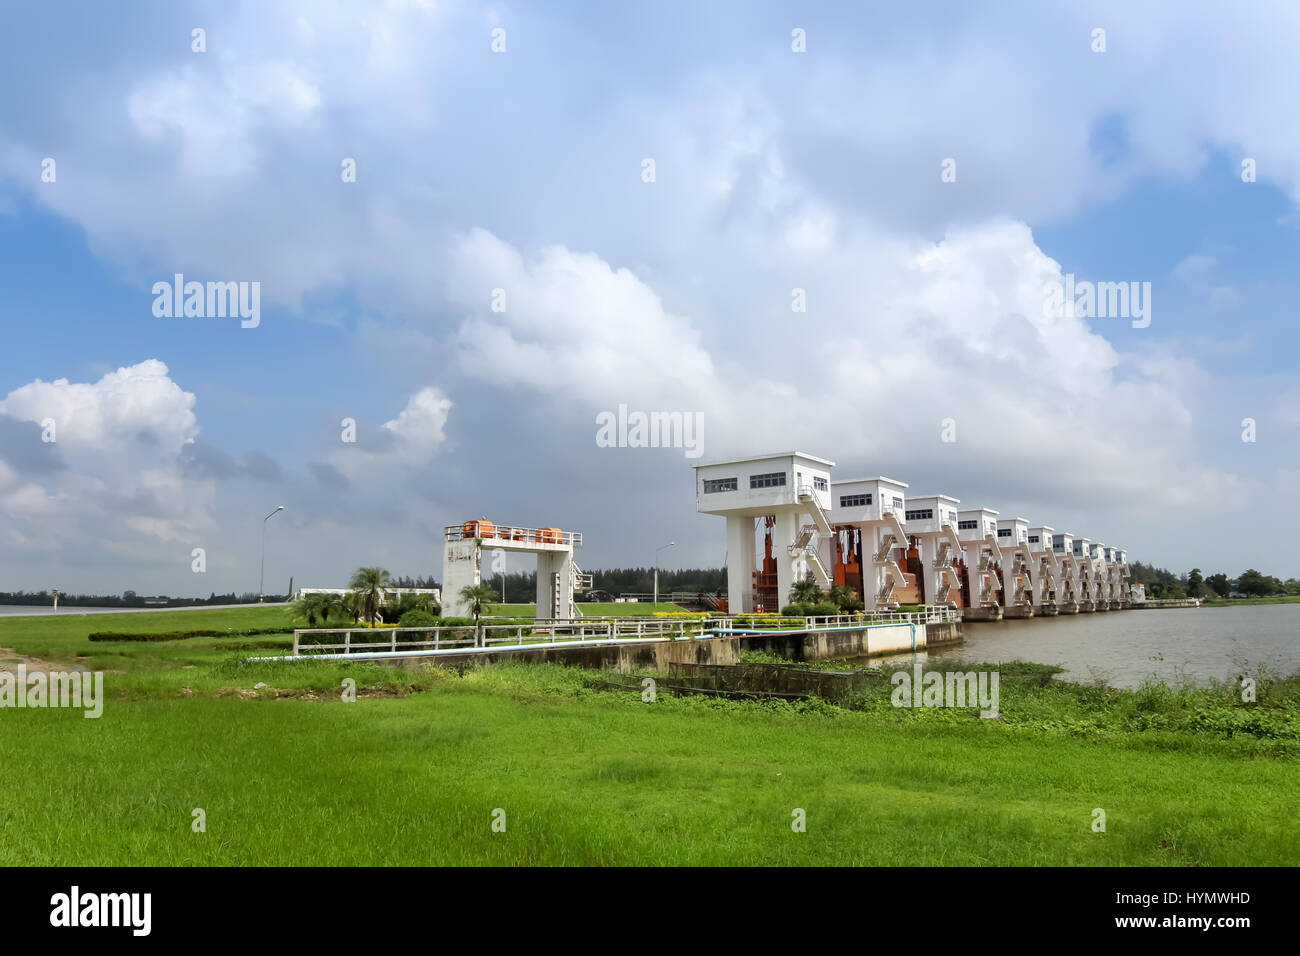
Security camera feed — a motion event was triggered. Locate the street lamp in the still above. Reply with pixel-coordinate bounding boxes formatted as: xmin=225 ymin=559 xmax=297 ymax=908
xmin=654 ymin=542 xmax=676 ymax=607
xmin=259 ymin=505 xmax=285 ymax=603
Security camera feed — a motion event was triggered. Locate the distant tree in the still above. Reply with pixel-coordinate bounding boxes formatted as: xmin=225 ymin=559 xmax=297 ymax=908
xmin=1284 ymin=578 xmax=1300 ymax=596
xmin=1236 ymin=569 xmax=1275 ymax=597
xmin=1187 ymin=568 xmax=1205 ymax=598
xmin=1205 ymin=572 xmax=1231 ymax=598
xmin=349 ymin=567 xmax=392 ymax=625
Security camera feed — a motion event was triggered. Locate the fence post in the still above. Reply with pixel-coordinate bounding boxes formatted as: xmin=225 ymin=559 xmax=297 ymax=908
xmin=292 ymin=630 xmax=300 ymax=657
xmin=345 ymin=631 xmax=351 ymax=654
xmin=391 ymin=630 xmax=397 ymax=653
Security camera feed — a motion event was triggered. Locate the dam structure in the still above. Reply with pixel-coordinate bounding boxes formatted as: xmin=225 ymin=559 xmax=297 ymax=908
xmin=695 ymin=451 xmax=1135 ymax=622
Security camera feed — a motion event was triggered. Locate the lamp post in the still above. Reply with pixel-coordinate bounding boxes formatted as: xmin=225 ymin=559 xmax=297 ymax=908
xmin=52 ymin=588 xmax=59 ymax=613
xmin=259 ymin=505 xmax=285 ymax=603
xmin=654 ymin=542 xmax=675 ymax=607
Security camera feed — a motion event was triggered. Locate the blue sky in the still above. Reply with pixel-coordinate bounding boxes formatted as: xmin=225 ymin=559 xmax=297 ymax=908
xmin=0 ymin=0 xmax=1297 ymax=594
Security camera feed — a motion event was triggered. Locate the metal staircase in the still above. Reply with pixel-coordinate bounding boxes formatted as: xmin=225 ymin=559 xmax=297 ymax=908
xmin=792 ymin=487 xmax=834 ymax=588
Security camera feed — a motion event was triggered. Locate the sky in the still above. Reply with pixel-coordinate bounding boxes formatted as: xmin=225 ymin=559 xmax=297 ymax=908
xmin=0 ymin=0 xmax=1297 ymax=596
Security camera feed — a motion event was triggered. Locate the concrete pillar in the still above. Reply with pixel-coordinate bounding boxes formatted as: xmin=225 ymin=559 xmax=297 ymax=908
xmin=725 ymin=515 xmax=754 ymax=613
xmin=442 ymin=539 xmax=480 ymax=618
xmin=918 ymin=537 xmax=939 ymax=605
xmin=774 ymin=510 xmax=798 ymax=611
xmin=861 ymin=526 xmax=880 ymax=607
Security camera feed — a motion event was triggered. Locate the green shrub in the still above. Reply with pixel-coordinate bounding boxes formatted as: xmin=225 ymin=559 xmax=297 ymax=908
xmin=398 ymin=610 xmax=439 ymax=628
xmin=809 ymin=601 xmax=839 ymax=617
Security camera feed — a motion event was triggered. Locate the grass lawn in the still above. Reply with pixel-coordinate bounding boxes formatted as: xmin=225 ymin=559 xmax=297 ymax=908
xmin=2 ymin=607 xmax=1298 ymax=866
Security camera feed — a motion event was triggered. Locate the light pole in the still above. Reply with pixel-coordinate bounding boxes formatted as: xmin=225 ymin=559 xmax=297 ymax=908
xmin=52 ymin=588 xmax=59 ymax=613
xmin=654 ymin=542 xmax=675 ymax=607
xmin=259 ymin=505 xmax=285 ymax=603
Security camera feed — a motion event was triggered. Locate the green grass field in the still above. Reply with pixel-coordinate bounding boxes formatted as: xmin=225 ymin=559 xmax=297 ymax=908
xmin=2 ymin=606 xmax=1298 ymax=865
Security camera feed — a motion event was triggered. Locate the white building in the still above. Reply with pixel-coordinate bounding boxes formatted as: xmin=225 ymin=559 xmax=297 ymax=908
xmin=1115 ymin=548 xmax=1132 ymax=606
xmin=1050 ymin=531 xmax=1080 ymax=612
xmin=956 ymin=507 xmax=1004 ymax=621
xmin=1072 ymin=537 xmax=1096 ymax=611
xmin=1090 ymin=541 xmax=1111 ymax=610
xmin=441 ymin=519 xmax=591 ymax=621
xmin=694 ymin=452 xmax=835 ymax=613
xmin=995 ymin=516 xmax=1035 ymax=618
xmin=902 ymin=495 xmax=964 ymax=607
xmin=827 ymin=477 xmax=913 ymax=608
xmin=1026 ymin=525 xmax=1060 ymax=615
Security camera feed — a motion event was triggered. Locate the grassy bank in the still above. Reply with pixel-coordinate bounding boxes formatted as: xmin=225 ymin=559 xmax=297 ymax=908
xmin=1201 ymin=595 xmax=1300 ymax=607
xmin=2 ymin=607 xmax=1298 ymax=866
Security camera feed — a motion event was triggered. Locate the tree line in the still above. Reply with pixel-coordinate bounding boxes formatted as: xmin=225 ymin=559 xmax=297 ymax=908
xmin=1127 ymin=562 xmax=1299 ymax=600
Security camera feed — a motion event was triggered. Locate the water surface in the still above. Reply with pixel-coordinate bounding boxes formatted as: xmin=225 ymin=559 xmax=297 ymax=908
xmin=898 ymin=604 xmax=1300 ymax=688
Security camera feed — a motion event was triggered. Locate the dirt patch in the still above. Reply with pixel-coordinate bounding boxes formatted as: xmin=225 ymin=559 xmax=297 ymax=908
xmin=0 ymin=647 xmax=63 ymax=675
xmin=213 ymin=683 xmax=420 ymax=701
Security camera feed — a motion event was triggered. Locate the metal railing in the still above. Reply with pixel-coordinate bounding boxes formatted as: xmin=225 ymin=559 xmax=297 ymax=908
xmin=290 ymin=616 xmax=707 ymax=657
xmin=444 ymin=524 xmax=582 ymax=547
xmin=280 ymin=605 xmax=961 ymax=660
xmin=710 ymin=605 xmax=960 ymax=632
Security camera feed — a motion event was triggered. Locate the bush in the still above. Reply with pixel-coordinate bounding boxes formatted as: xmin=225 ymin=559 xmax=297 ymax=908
xmin=437 ymin=616 xmax=477 ymax=628
xmin=398 ymin=610 xmax=439 ymax=628
xmin=809 ymin=602 xmax=839 ymax=617
xmin=781 ymin=604 xmax=806 ymax=616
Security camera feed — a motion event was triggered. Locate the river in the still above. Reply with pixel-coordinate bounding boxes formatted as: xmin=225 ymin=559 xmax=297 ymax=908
xmin=907 ymin=604 xmax=1300 ymax=688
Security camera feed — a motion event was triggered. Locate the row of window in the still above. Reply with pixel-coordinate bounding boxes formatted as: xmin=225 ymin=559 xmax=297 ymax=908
xmin=701 ymin=471 xmax=792 ymax=493
xmin=905 ymin=508 xmax=933 ymax=521
xmin=840 ymin=493 xmax=872 ymax=508
xmin=997 ymin=529 xmax=1012 ymax=537
xmin=958 ymin=519 xmax=978 ymax=530
xmin=813 ymin=476 xmax=828 ymax=491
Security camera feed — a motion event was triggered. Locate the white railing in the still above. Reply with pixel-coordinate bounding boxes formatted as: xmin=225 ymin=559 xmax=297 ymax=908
xmin=444 ymin=524 xmax=582 ymax=547
xmin=284 ymin=605 xmax=962 ymax=658
xmin=711 ymin=606 xmax=960 ymax=631
xmin=291 ymin=616 xmax=706 ymax=656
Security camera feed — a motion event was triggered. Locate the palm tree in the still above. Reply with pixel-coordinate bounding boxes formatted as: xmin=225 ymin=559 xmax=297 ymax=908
xmin=828 ymin=584 xmax=863 ymax=612
xmin=290 ymin=592 xmax=336 ymax=628
xmin=789 ymin=578 xmax=823 ymax=605
xmin=458 ymin=583 xmax=498 ymax=646
xmin=349 ymin=567 xmax=392 ymax=626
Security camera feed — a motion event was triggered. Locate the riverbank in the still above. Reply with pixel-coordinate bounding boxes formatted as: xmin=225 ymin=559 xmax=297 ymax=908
xmin=1200 ymin=594 xmax=1300 ymax=607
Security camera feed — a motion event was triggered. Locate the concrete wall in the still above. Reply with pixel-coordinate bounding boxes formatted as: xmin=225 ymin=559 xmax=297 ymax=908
xmin=731 ymin=622 xmax=948 ymax=662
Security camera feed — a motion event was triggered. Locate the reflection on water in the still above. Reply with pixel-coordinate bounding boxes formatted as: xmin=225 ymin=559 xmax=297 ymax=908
xmin=871 ymin=604 xmax=1300 ymax=689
